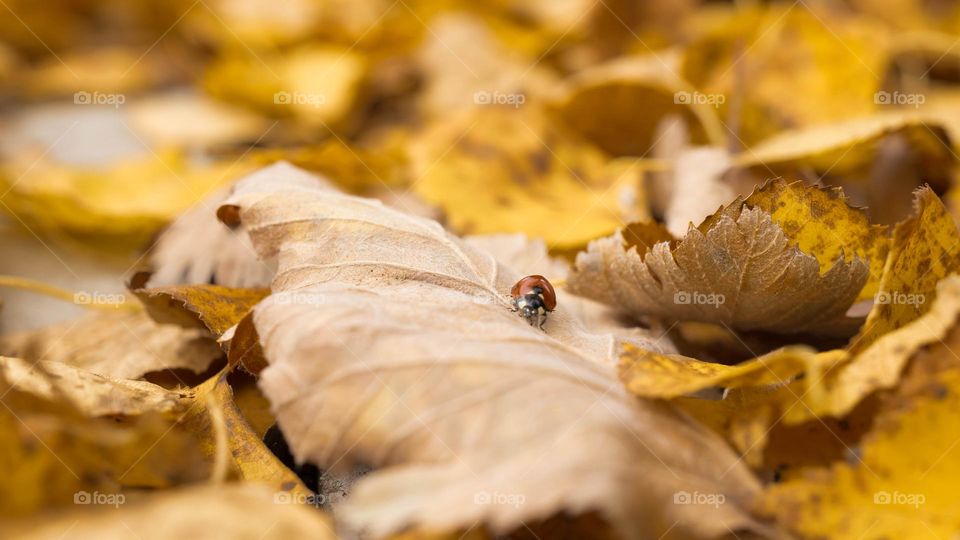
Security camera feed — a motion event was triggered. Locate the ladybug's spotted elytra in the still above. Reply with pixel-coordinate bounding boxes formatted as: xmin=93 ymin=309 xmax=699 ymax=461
xmin=510 ymin=275 xmax=557 ymax=330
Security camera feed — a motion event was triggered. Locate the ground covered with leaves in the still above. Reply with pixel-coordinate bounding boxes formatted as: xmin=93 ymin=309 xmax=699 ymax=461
xmin=2 ymin=0 xmax=960 ymax=539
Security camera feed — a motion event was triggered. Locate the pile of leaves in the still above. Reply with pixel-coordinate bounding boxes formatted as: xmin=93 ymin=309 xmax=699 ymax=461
xmin=2 ymin=0 xmax=960 ymax=539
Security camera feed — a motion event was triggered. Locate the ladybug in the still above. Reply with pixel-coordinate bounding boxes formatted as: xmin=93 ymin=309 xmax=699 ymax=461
xmin=511 ymin=275 xmax=557 ymax=329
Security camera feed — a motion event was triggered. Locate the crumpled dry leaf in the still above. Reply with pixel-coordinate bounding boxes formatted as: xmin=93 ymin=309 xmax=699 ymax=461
xmin=852 ymin=187 xmax=960 ymax=351
xmin=411 ymin=107 xmax=647 ymax=252
xmin=3 ymin=483 xmax=336 ymax=540
xmin=0 ymin=354 xmax=317 ymax=516
xmin=0 ymin=310 xmax=222 ymax=380
xmin=569 ymin=180 xmax=872 ymax=334
xmin=621 ymin=275 xmax=960 ymax=470
xmin=217 ymin=162 xmax=765 ymax=539
xmin=0 ymin=356 xmax=210 ymax=516
xmin=762 ymin=322 xmax=960 ymax=539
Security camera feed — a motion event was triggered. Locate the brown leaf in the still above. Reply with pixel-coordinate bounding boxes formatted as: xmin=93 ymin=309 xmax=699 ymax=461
xmin=569 ymin=192 xmax=868 ymax=334
xmin=217 ymin=163 xmax=766 ymax=539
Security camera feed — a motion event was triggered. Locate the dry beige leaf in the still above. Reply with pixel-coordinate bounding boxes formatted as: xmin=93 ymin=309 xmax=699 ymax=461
xmin=0 ymin=310 xmax=222 ymax=380
xmin=4 ymin=483 xmax=336 ymax=540
xmin=219 ymin=163 xmax=765 ymax=539
xmin=569 ymin=202 xmax=868 ymax=334
xmin=149 ymin=182 xmax=279 ymax=288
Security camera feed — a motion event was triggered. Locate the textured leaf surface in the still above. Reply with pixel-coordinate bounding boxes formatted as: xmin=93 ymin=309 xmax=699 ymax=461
xmin=219 ymin=163 xmax=765 ymax=539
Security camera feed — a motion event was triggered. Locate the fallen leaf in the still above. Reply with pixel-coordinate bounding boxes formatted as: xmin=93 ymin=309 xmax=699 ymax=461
xmin=131 ymin=282 xmax=270 ymax=337
xmin=569 ymin=181 xmax=871 ymax=334
xmin=550 ymin=53 xmax=724 ymax=156
xmin=148 ymin=185 xmax=280 ymax=288
xmin=0 ymin=357 xmax=210 ymax=516
xmin=851 ymin=187 xmax=960 ymax=351
xmin=218 ymin=162 xmax=765 ymax=539
xmin=0 ymin=310 xmax=222 ymax=380
xmin=762 ymin=326 xmax=960 ymax=539
xmin=204 ymin=44 xmax=367 ymax=128
xmin=411 ymin=107 xmax=646 ymax=251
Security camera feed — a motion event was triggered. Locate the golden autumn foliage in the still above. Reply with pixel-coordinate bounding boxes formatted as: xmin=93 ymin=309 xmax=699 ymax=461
xmin=3 ymin=1 xmax=960 ymax=539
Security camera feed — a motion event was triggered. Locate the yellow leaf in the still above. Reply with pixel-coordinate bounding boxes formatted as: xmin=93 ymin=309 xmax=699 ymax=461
xmin=0 ymin=149 xmax=251 ymax=250
xmin=732 ymin=179 xmax=890 ymax=300
xmin=204 ymin=44 xmax=366 ymax=128
xmin=852 ymin=187 xmax=960 ymax=351
xmin=411 ymin=107 xmax=647 ymax=251
xmin=130 ymin=282 xmax=270 ymax=337
xmin=762 ymin=350 xmax=960 ymax=538
xmin=731 ymin=114 xmax=955 ymax=223
xmin=682 ymin=5 xmax=889 ymax=144
xmin=550 ymin=53 xmax=724 ymax=156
